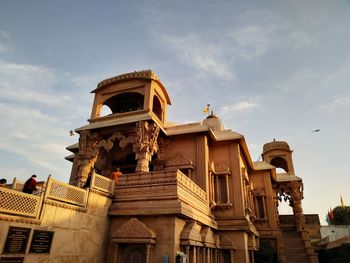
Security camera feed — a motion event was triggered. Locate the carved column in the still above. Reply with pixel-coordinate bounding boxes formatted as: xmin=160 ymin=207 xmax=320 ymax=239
xmin=134 ymin=121 xmax=160 ymax=172
xmin=75 ymin=131 xmax=99 ymax=186
xmin=76 ymin=130 xmax=123 ymax=186
xmin=290 ymin=181 xmax=305 ymax=231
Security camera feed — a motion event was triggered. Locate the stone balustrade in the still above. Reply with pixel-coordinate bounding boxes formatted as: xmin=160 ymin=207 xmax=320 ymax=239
xmin=0 ymin=174 xmax=115 ymax=219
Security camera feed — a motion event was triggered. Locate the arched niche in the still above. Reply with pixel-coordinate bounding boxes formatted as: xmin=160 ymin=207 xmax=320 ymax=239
xmin=102 ymin=92 xmax=144 ymax=115
xmin=270 ymin=157 xmax=289 ymax=173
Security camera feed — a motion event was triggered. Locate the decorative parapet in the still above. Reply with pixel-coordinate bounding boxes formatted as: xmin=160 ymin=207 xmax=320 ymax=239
xmin=0 ymin=176 xmax=114 ymax=222
xmin=45 ymin=177 xmax=88 ymax=207
xmin=114 ymin=170 xmax=209 ymax=217
xmin=11 ymin=177 xmax=25 ymax=191
xmin=176 ymin=171 xmax=207 ymax=204
xmin=91 ymin=172 xmax=115 ymax=196
xmin=0 ymin=187 xmax=42 ymax=219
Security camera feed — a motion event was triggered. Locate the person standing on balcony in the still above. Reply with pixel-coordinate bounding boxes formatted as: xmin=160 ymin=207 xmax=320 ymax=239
xmin=110 ymin=168 xmax=122 ymax=184
xmin=23 ymin=175 xmax=37 ymax=194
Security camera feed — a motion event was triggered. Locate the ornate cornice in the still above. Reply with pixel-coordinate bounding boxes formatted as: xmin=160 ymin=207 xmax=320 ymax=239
xmin=96 ymin=70 xmax=160 ymax=89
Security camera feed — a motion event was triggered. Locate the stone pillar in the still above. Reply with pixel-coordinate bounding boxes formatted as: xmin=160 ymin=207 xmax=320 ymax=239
xmin=146 ymin=244 xmax=151 ymax=263
xmin=185 ymin=246 xmax=190 ymax=262
xmin=230 ymin=250 xmax=234 ymax=263
xmin=214 ymin=249 xmax=217 ymax=263
xmin=290 ymin=181 xmax=305 ymax=231
xmin=193 ymin=246 xmax=197 ymax=263
xmin=134 ymin=121 xmax=160 ymax=173
xmin=113 ymin=244 xmax=119 ymax=263
xmin=135 ymin=151 xmax=152 ymax=172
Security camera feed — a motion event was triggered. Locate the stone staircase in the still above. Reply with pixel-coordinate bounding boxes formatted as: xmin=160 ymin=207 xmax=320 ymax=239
xmin=282 ymin=228 xmax=311 ymax=263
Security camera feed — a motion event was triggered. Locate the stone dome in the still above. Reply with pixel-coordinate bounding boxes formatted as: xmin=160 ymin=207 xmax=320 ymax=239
xmin=262 ymin=139 xmax=291 ymax=154
xmin=202 ymin=113 xmax=224 ymax=131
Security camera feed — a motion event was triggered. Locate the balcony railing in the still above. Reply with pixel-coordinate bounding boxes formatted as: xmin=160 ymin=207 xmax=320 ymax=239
xmin=0 ymin=174 xmax=115 ymax=219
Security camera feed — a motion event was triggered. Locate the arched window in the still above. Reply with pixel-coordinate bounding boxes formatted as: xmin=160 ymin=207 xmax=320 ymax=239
xmin=99 ymin=104 xmax=113 ymax=117
xmin=270 ymin=157 xmax=289 ymax=173
xmin=152 ymin=95 xmax=162 ymax=121
xmin=103 ymin=92 xmax=144 ymax=114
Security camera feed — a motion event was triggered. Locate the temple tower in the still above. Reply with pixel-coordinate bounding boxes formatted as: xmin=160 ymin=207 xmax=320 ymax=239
xmin=262 ymin=140 xmax=317 ymax=263
xmin=70 ymin=70 xmax=171 ymax=184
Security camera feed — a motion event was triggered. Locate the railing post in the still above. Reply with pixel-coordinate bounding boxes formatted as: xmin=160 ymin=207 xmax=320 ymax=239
xmin=38 ymin=175 xmax=51 ymax=220
xmin=11 ymin=177 xmax=17 ymax=190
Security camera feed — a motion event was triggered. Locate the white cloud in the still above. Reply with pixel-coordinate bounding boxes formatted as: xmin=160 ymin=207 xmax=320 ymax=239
xmin=220 ymin=99 xmax=260 ymax=115
xmin=0 ymin=59 xmax=92 ymax=179
xmin=0 ymin=30 xmax=10 ymax=54
xmin=228 ymin=25 xmax=274 ymax=61
xmin=322 ymin=96 xmax=350 ymax=112
xmin=159 ymin=33 xmax=234 ymax=80
xmin=0 ymin=60 xmax=75 ymax=106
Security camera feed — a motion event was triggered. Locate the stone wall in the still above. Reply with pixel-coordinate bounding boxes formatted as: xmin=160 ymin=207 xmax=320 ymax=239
xmin=0 ymin=176 xmax=113 ymax=262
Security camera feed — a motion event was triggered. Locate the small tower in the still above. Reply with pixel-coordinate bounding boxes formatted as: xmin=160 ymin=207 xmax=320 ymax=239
xmin=71 ymin=70 xmax=171 ymax=184
xmin=262 ymin=139 xmax=295 ymax=175
xmin=89 ymin=70 xmax=171 ymax=127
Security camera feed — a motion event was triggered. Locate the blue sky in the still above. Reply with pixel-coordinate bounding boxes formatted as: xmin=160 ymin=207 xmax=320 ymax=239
xmin=0 ymin=0 xmax=349 ymax=223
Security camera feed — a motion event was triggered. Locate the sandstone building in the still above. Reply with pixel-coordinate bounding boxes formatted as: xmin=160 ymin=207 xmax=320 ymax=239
xmin=0 ymin=70 xmax=319 ymax=263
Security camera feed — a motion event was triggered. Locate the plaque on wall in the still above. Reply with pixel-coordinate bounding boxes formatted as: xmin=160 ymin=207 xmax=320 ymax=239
xmin=0 ymin=257 xmax=24 ymax=263
xmin=29 ymin=230 xmax=54 ymax=254
xmin=3 ymin=227 xmax=31 ymax=254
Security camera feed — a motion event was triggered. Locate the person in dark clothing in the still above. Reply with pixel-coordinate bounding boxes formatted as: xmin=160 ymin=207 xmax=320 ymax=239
xmin=83 ymin=172 xmax=92 ymax=189
xmin=0 ymin=178 xmax=7 ymax=187
xmin=23 ymin=175 xmax=37 ymax=194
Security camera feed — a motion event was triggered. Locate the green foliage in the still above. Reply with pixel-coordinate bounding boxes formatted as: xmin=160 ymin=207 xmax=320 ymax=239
xmin=331 ymin=206 xmax=350 ymax=225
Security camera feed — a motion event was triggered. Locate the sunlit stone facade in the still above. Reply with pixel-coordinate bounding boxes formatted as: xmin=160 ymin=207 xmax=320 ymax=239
xmin=0 ymin=70 xmax=319 ymax=263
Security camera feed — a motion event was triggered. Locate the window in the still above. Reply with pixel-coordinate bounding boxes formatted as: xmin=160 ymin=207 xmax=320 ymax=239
xmin=209 ymin=163 xmax=231 ymax=209
xmin=103 ymin=92 xmax=144 ymax=114
xmin=254 ymin=195 xmax=267 ymax=219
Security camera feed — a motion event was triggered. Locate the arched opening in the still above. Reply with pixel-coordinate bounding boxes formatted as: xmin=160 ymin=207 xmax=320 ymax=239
xmin=278 ymin=200 xmax=294 ymax=215
xmin=99 ymin=104 xmax=113 ymax=117
xmin=112 ymin=144 xmax=137 ymax=174
xmin=270 ymin=157 xmax=289 ymax=173
xmin=152 ymin=95 xmax=162 ymax=121
xmin=103 ymin=92 xmax=144 ymax=114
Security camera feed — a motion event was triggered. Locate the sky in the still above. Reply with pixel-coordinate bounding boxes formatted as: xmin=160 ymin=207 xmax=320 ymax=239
xmin=0 ymin=0 xmax=349 ymax=224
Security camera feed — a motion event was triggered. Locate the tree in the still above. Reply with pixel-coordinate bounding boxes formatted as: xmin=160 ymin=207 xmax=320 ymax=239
xmin=331 ymin=206 xmax=350 ymax=225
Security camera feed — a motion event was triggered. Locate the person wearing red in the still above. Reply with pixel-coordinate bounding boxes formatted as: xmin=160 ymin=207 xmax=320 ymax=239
xmin=23 ymin=175 xmax=37 ymax=194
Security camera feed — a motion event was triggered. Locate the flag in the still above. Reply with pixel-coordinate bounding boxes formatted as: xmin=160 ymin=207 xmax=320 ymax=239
xmin=326 ymin=213 xmax=330 ymax=224
xmin=329 ymin=207 xmax=334 ymax=221
xmin=203 ymin=104 xmax=210 ymax=113
xmin=340 ymin=194 xmax=345 ymax=207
